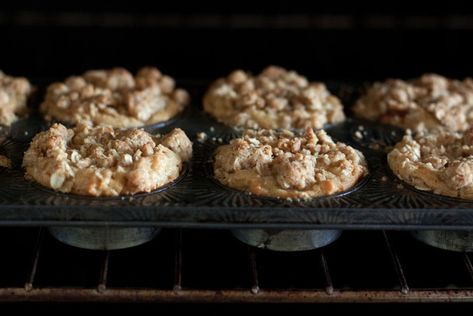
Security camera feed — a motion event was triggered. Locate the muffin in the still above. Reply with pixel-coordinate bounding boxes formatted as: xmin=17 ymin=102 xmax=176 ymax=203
xmin=0 ymin=71 xmax=32 ymax=126
xmin=23 ymin=123 xmax=192 ymax=196
xmin=41 ymin=67 xmax=189 ymax=128
xmin=0 ymin=155 xmax=10 ymax=168
xmin=213 ymin=128 xmax=367 ymax=199
xmin=388 ymin=129 xmax=473 ymax=199
xmin=204 ymin=66 xmax=345 ymax=129
xmin=353 ymin=74 xmax=473 ymax=132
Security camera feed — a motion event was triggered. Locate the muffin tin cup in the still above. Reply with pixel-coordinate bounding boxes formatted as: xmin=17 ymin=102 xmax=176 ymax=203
xmin=48 ymin=226 xmax=161 ymax=250
xmin=411 ymin=230 xmax=473 ymax=252
xmin=231 ymin=228 xmax=342 ymax=251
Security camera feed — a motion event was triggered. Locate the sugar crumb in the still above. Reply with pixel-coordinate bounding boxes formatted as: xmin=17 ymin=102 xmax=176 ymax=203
xmin=196 ymin=132 xmax=207 ymax=143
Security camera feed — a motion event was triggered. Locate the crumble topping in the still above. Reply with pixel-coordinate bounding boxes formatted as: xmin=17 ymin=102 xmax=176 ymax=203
xmin=354 ymin=74 xmax=473 ymax=132
xmin=41 ymin=67 xmax=189 ymax=128
xmin=0 ymin=154 xmax=11 ymax=168
xmin=388 ymin=129 xmax=473 ymax=199
xmin=214 ymin=128 xmax=367 ymax=199
xmin=204 ymin=66 xmax=345 ymax=129
xmin=23 ymin=123 xmax=192 ymax=196
xmin=0 ymin=71 xmax=32 ymax=126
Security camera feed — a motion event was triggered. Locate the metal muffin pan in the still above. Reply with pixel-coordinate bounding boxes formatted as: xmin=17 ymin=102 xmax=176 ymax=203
xmin=0 ymin=80 xmax=473 ymax=251
xmin=48 ymin=226 xmax=161 ymax=250
xmin=202 ymin=130 xmax=370 ymax=251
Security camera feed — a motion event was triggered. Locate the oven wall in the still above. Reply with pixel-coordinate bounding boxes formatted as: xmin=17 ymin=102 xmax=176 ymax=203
xmin=1 ymin=1 xmax=473 ymax=80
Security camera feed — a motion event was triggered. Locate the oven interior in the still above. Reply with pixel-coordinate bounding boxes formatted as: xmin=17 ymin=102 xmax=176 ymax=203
xmin=2 ymin=1 xmax=473 ymax=306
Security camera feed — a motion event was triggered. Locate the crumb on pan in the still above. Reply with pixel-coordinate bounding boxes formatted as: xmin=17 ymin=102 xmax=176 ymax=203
xmin=196 ymin=132 xmax=207 ymax=143
xmin=369 ymin=143 xmax=380 ymax=150
xmin=388 ymin=128 xmax=473 ymax=199
xmin=0 ymin=71 xmax=32 ymax=126
xmin=40 ymin=67 xmax=189 ymax=128
xmin=353 ymin=74 xmax=473 ymax=132
xmin=22 ymin=123 xmax=192 ymax=196
xmin=203 ymin=66 xmax=345 ymax=129
xmin=213 ymin=127 xmax=367 ymax=199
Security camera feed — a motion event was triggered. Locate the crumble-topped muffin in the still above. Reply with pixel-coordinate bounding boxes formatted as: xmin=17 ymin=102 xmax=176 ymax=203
xmin=0 ymin=71 xmax=32 ymax=126
xmin=353 ymin=74 xmax=473 ymax=132
xmin=23 ymin=123 xmax=192 ymax=196
xmin=213 ymin=128 xmax=367 ymax=199
xmin=0 ymin=154 xmax=11 ymax=168
xmin=41 ymin=67 xmax=189 ymax=128
xmin=388 ymin=129 xmax=473 ymax=199
xmin=203 ymin=66 xmax=345 ymax=129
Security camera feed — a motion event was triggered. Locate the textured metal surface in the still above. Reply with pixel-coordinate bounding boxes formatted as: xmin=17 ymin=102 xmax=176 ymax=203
xmin=48 ymin=226 xmax=161 ymax=250
xmin=0 ymin=81 xmax=472 ymax=229
xmin=3 ymin=288 xmax=473 ymax=303
xmin=231 ymin=229 xmax=341 ymax=251
xmin=412 ymin=231 xmax=473 ymax=252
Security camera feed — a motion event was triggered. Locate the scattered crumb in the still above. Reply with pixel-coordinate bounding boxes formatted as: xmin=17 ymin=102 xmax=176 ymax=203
xmin=369 ymin=143 xmax=381 ymax=150
xmin=196 ymin=132 xmax=207 ymax=143
xmin=381 ymin=176 xmax=388 ymax=182
xmin=211 ymin=137 xmax=217 ymax=142
xmin=217 ymin=137 xmax=223 ymax=143
xmin=24 ymin=131 xmax=29 ymax=136
xmin=209 ymin=126 xmax=215 ymax=132
xmin=358 ymin=125 xmax=365 ymax=131
xmin=396 ymin=183 xmax=404 ymax=189
xmin=355 ymin=131 xmax=363 ymax=139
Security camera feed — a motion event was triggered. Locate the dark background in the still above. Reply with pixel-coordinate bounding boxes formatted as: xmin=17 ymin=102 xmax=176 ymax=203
xmin=1 ymin=1 xmax=473 ymax=81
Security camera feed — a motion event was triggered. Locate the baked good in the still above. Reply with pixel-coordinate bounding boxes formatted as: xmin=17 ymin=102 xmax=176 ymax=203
xmin=388 ymin=129 xmax=473 ymax=199
xmin=23 ymin=123 xmax=192 ymax=196
xmin=203 ymin=66 xmax=345 ymax=129
xmin=41 ymin=67 xmax=189 ymax=128
xmin=0 ymin=71 xmax=32 ymax=126
xmin=213 ymin=128 xmax=367 ymax=199
xmin=0 ymin=154 xmax=10 ymax=168
xmin=353 ymin=74 xmax=473 ymax=132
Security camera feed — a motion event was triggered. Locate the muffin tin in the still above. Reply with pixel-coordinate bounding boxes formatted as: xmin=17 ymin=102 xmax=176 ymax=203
xmin=1 ymin=79 xmax=473 ymax=251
